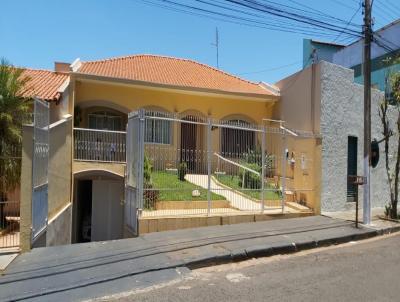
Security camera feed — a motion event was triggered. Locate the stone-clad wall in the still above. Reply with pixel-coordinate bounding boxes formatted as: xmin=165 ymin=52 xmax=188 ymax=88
xmin=319 ymin=61 xmax=396 ymax=211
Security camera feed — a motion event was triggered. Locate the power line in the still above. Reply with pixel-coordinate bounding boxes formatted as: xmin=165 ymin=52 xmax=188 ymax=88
xmin=223 ymin=0 xmax=362 ymax=36
xmin=374 ymin=0 xmax=399 ymax=20
xmin=330 ymin=0 xmax=359 ymax=11
xmin=140 ymin=0 xmax=345 ymax=37
xmin=195 ymin=0 xmax=351 ymax=35
xmin=374 ymin=38 xmax=394 ymax=52
xmin=141 ymin=0 xmax=362 ymax=38
xmin=213 ymin=0 xmax=358 ymax=29
xmin=370 ymin=0 xmax=397 ymax=24
xmin=351 ymin=0 xmax=394 ymax=26
xmin=204 ymin=0 xmax=361 ymax=35
xmin=287 ymin=0 xmax=360 ymax=27
xmin=332 ymin=1 xmax=362 ymax=42
xmin=334 ymin=35 xmax=358 ymax=44
xmin=254 ymin=0 xmax=361 ymax=27
xmin=386 ymin=0 xmax=400 ymax=14
xmin=373 ymin=33 xmax=399 ymax=52
xmin=273 ymin=57 xmax=313 ymax=91
xmin=237 ymin=60 xmax=302 ymax=75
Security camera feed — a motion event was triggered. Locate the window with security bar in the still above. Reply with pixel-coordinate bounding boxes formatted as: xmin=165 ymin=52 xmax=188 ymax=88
xmin=144 ymin=112 xmax=172 ymax=144
xmin=88 ymin=111 xmax=123 ymax=131
xmin=221 ymin=119 xmax=255 ymax=156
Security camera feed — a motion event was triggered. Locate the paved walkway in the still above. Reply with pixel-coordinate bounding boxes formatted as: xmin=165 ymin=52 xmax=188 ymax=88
xmin=0 ymin=251 xmax=19 ymax=272
xmin=0 ymin=215 xmax=395 ymax=302
xmin=323 ymin=207 xmax=399 ymax=231
xmin=185 ymin=174 xmax=285 ymax=212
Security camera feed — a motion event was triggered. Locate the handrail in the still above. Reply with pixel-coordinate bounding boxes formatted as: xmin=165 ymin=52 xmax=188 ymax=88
xmin=280 ymin=125 xmax=298 ymax=137
xmin=73 ymin=128 xmax=126 ymax=162
xmin=213 ymin=152 xmax=260 ymax=175
xmin=74 ymin=127 xmax=127 ymax=134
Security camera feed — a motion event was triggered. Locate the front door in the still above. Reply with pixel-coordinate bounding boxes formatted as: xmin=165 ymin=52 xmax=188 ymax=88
xmin=181 ymin=116 xmax=197 ymax=171
xmin=91 ymin=180 xmax=124 ymax=241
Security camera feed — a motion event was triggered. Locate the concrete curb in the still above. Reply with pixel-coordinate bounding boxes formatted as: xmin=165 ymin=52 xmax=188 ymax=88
xmin=2 ymin=217 xmax=399 ymax=301
xmin=186 ymin=226 xmax=398 ymax=269
xmin=374 ymin=224 xmax=400 ymax=235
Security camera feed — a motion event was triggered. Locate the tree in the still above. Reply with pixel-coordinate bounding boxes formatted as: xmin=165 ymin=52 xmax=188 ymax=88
xmin=0 ymin=59 xmax=31 ymax=223
xmin=379 ymin=65 xmax=400 ymax=219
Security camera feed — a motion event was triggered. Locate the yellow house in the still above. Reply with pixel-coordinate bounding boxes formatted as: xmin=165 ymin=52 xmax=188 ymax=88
xmin=19 ymin=54 xmax=321 ymax=251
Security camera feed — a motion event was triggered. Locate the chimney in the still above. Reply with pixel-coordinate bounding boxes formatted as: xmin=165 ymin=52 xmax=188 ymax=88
xmin=54 ymin=62 xmax=70 ymax=73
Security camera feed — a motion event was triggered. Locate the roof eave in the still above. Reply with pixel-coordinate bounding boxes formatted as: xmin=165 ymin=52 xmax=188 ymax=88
xmin=72 ymin=72 xmax=278 ymax=102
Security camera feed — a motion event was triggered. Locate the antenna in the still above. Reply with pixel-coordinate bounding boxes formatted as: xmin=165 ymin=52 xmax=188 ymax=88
xmin=211 ymin=27 xmax=219 ymax=68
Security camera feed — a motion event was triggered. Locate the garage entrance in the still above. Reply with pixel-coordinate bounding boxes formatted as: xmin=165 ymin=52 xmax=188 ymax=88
xmin=73 ymin=172 xmax=124 ymax=243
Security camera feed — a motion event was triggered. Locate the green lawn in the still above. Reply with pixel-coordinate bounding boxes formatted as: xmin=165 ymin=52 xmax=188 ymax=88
xmin=214 ymin=174 xmax=281 ymax=200
xmin=151 ymin=171 xmax=225 ymax=201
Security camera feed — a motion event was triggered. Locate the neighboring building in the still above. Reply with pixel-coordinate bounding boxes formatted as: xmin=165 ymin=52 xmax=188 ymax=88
xmin=302 ymin=39 xmax=344 ymax=68
xmin=18 ymin=54 xmax=394 ymax=251
xmin=275 ymin=61 xmax=393 ymax=213
xmin=303 ymin=19 xmax=400 ymax=98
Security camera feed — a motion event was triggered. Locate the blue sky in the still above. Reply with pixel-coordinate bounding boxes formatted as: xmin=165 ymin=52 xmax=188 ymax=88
xmin=1 ymin=0 xmax=398 ymax=83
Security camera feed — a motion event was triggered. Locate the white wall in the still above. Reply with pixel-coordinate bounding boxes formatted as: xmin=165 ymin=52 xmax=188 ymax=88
xmin=319 ymin=61 xmax=396 ymax=211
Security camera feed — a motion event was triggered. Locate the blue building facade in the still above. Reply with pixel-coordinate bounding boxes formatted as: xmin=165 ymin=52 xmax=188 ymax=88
xmin=302 ymin=39 xmax=344 ymax=68
xmin=303 ymin=20 xmax=400 ymax=99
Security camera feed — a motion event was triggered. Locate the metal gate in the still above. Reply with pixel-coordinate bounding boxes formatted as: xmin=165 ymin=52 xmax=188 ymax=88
xmin=124 ymin=109 xmax=144 ymax=235
xmin=31 ymin=98 xmax=50 ymax=243
xmin=124 ymin=109 xmax=316 ymax=220
xmin=0 ymin=139 xmax=21 ymax=248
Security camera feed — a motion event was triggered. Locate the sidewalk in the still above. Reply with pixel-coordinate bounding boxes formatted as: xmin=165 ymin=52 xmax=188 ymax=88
xmin=0 ymin=248 xmax=19 ymax=272
xmin=0 ymin=216 xmax=398 ymax=302
xmin=323 ymin=207 xmax=400 ymax=232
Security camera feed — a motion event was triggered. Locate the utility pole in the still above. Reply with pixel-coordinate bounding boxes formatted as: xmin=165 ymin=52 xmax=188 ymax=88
xmin=211 ymin=27 xmax=219 ymax=68
xmin=363 ymin=0 xmax=372 ymax=225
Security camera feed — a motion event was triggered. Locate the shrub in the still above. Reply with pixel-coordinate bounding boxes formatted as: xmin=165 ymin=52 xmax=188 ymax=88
xmin=243 ymin=148 xmax=275 ymax=177
xmin=143 ymin=154 xmax=159 ymax=209
xmin=144 ymin=154 xmax=152 ymax=187
xmin=143 ymin=190 xmax=159 ymax=210
xmin=384 ymin=204 xmax=391 ymax=217
xmin=178 ymin=162 xmax=188 ymax=181
xmin=244 ymin=148 xmax=260 ymax=164
xmin=239 ymin=163 xmax=262 ymax=189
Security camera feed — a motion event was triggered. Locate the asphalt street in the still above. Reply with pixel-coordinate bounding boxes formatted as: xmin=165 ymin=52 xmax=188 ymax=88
xmin=110 ymin=233 xmax=400 ymax=302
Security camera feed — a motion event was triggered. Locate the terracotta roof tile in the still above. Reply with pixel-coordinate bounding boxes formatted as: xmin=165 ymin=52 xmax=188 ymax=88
xmin=78 ymin=55 xmax=275 ymax=97
xmin=21 ymin=69 xmax=69 ymax=101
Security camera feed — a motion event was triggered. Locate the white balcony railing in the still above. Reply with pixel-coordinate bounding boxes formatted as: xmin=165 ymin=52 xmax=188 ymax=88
xmin=74 ymin=128 xmax=126 ymax=163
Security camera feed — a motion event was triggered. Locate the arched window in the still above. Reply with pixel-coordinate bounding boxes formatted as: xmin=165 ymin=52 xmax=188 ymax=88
xmin=88 ymin=111 xmax=123 ymax=131
xmin=221 ymin=119 xmax=255 ymax=156
xmin=144 ymin=111 xmax=172 ymax=144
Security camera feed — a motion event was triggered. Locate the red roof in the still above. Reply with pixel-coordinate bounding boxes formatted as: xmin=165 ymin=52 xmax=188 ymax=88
xmin=21 ymin=69 xmax=69 ymax=101
xmin=78 ymin=55 xmax=275 ymax=96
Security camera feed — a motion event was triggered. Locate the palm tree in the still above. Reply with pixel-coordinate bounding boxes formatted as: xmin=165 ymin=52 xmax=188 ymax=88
xmin=0 ymin=58 xmax=31 ymax=224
